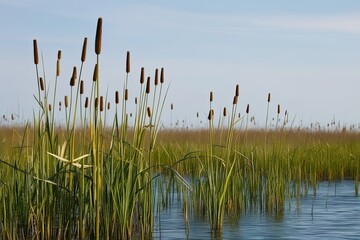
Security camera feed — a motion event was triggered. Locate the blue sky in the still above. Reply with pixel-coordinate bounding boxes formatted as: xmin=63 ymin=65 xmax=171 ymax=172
xmin=1 ymin=0 xmax=360 ymax=128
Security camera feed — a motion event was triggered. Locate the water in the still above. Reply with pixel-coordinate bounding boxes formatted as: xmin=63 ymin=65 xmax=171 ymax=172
xmin=153 ymin=181 xmax=360 ymax=239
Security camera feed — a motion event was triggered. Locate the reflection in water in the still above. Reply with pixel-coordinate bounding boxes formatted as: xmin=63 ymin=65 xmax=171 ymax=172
xmin=153 ymin=181 xmax=360 ymax=239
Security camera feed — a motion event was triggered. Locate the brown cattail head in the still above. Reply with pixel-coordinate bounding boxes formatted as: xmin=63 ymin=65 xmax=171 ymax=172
xmin=134 ymin=97 xmax=137 ymax=104
xmin=154 ymin=69 xmax=159 ymax=86
xmin=39 ymin=77 xmax=44 ymax=91
xmin=81 ymin=37 xmax=87 ymax=62
xmin=64 ymin=96 xmax=69 ymax=108
xmin=171 ymin=103 xmax=173 ymax=110
xmin=246 ymin=104 xmax=250 ymax=114
xmin=33 ymin=39 xmax=39 ymax=65
xmin=115 ymin=91 xmax=119 ymax=104
xmin=107 ymin=102 xmax=110 ymax=110
xmin=100 ymin=96 xmax=104 ymax=112
xmin=95 ymin=17 xmax=102 ymax=55
xmin=70 ymin=66 xmax=77 ymax=86
xmin=48 ymin=104 xmax=52 ymax=112
xmin=277 ymin=104 xmax=280 ymax=114
xmin=147 ymin=107 xmax=152 ymax=118
xmin=160 ymin=68 xmax=164 ymax=84
xmin=85 ymin=97 xmax=89 ymax=108
xmin=235 ymin=84 xmax=239 ymax=97
xmin=56 ymin=59 xmax=60 ymax=77
xmin=140 ymin=67 xmax=144 ymax=84
xmin=94 ymin=97 xmax=98 ymax=109
xmin=80 ymin=80 xmax=84 ymax=94
xmin=233 ymin=96 xmax=238 ymax=105
xmin=267 ymin=93 xmax=271 ymax=102
xmin=146 ymin=77 xmax=150 ymax=94
xmin=223 ymin=107 xmax=227 ymax=117
xmin=125 ymin=89 xmax=128 ymax=101
xmin=285 ymin=110 xmax=288 ymax=116
xmin=210 ymin=92 xmax=213 ymax=102
xmin=126 ymin=51 xmax=130 ymax=73
xmin=57 ymin=50 xmax=61 ymax=60
xmin=196 ymin=112 xmax=199 ymax=118
xmin=59 ymin=101 xmax=62 ymax=111
xmin=93 ymin=64 xmax=98 ymax=82
xmin=208 ymin=109 xmax=214 ymax=120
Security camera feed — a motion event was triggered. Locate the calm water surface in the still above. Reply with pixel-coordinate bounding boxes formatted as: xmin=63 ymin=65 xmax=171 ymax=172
xmin=153 ymin=181 xmax=360 ymax=239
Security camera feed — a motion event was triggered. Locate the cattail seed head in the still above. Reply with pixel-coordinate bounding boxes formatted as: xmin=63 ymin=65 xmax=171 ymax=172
xmin=146 ymin=77 xmax=150 ymax=94
xmin=223 ymin=107 xmax=227 ymax=117
xmin=115 ymin=91 xmax=119 ymax=104
xmin=160 ymin=68 xmax=164 ymax=84
xmin=126 ymin=51 xmax=130 ymax=73
xmin=64 ymin=96 xmax=68 ymax=108
xmin=140 ymin=67 xmax=144 ymax=84
xmin=135 ymin=97 xmax=137 ymax=104
xmin=81 ymin=37 xmax=87 ymax=62
xmin=196 ymin=112 xmax=199 ymax=118
xmin=39 ymin=77 xmax=44 ymax=91
xmin=95 ymin=17 xmax=102 ymax=55
xmin=56 ymin=59 xmax=60 ymax=77
xmin=70 ymin=66 xmax=77 ymax=86
xmin=233 ymin=96 xmax=238 ymax=105
xmin=107 ymin=102 xmax=110 ymax=110
xmin=85 ymin=97 xmax=89 ymax=108
xmin=33 ymin=39 xmax=39 ymax=65
xmin=210 ymin=92 xmax=213 ymax=102
xmin=277 ymin=104 xmax=280 ymax=114
xmin=94 ymin=97 xmax=98 ymax=109
xmin=147 ymin=107 xmax=152 ymax=118
xmin=93 ymin=64 xmax=98 ymax=82
xmin=235 ymin=84 xmax=239 ymax=97
xmin=48 ymin=104 xmax=52 ymax=112
xmin=57 ymin=50 xmax=61 ymax=60
xmin=171 ymin=103 xmax=173 ymax=110
xmin=154 ymin=69 xmax=159 ymax=86
xmin=246 ymin=104 xmax=250 ymax=114
xmin=208 ymin=109 xmax=214 ymax=120
xmin=125 ymin=89 xmax=128 ymax=101
xmin=80 ymin=80 xmax=84 ymax=94
xmin=100 ymin=96 xmax=104 ymax=112
xmin=267 ymin=93 xmax=271 ymax=102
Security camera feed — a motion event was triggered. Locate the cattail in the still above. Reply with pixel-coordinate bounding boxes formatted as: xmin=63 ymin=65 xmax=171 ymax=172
xmin=235 ymin=84 xmax=239 ymax=97
xmin=93 ymin=64 xmax=98 ymax=82
xmin=223 ymin=107 xmax=227 ymax=117
xmin=56 ymin=59 xmax=60 ymax=77
xmin=125 ymin=89 xmax=128 ymax=101
xmin=196 ymin=112 xmax=199 ymax=118
xmin=100 ymin=96 xmax=104 ymax=112
xmin=238 ymin=113 xmax=241 ymax=118
xmin=146 ymin=77 xmax=150 ymax=94
xmin=70 ymin=66 xmax=77 ymax=86
xmin=59 ymin=101 xmax=62 ymax=111
xmin=39 ymin=77 xmax=44 ymax=91
xmin=107 ymin=102 xmax=110 ymax=110
xmin=80 ymin=80 xmax=84 ymax=94
xmin=147 ymin=107 xmax=152 ymax=118
xmin=246 ymin=104 xmax=250 ymax=114
xmin=134 ymin=97 xmax=137 ymax=104
xmin=130 ymin=113 xmax=133 ymax=118
xmin=171 ymin=103 xmax=173 ymax=110
xmin=160 ymin=68 xmax=164 ymax=84
xmin=208 ymin=109 xmax=214 ymax=120
xmin=57 ymin=50 xmax=61 ymax=60
xmin=210 ymin=92 xmax=213 ymax=102
xmin=267 ymin=93 xmax=271 ymax=102
xmin=85 ymin=97 xmax=89 ymax=108
xmin=95 ymin=17 xmax=102 ymax=55
xmin=81 ymin=37 xmax=87 ymax=62
xmin=48 ymin=104 xmax=52 ymax=112
xmin=115 ymin=91 xmax=119 ymax=104
xmin=233 ymin=96 xmax=238 ymax=105
xmin=94 ymin=97 xmax=98 ymax=109
xmin=154 ymin=69 xmax=158 ymax=86
xmin=64 ymin=96 xmax=68 ymax=108
xmin=277 ymin=104 xmax=280 ymax=114
xmin=33 ymin=39 xmax=39 ymax=65
xmin=140 ymin=67 xmax=144 ymax=84
xmin=126 ymin=51 xmax=130 ymax=73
